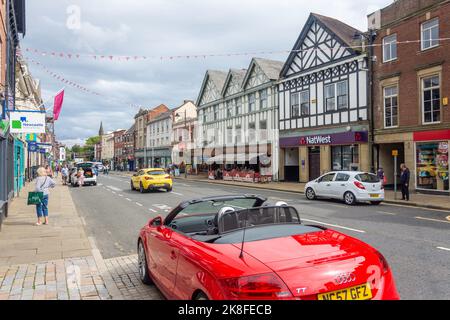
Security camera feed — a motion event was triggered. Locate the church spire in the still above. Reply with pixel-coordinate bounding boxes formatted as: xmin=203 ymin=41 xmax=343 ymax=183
xmin=99 ymin=122 xmax=104 ymax=136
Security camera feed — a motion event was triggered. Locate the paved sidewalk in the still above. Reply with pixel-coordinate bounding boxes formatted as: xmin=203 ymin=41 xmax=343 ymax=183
xmin=170 ymin=175 xmax=450 ymax=211
xmin=104 ymin=254 xmax=163 ymax=300
xmin=0 ymin=179 xmax=123 ymax=300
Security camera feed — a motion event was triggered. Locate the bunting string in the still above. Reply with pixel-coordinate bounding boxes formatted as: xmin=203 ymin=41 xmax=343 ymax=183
xmin=22 ymin=55 xmax=143 ymax=109
xmin=18 ymin=37 xmax=450 ymax=62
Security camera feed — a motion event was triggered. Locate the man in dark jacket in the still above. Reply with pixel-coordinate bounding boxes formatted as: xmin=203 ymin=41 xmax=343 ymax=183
xmin=400 ymin=163 xmax=410 ymax=201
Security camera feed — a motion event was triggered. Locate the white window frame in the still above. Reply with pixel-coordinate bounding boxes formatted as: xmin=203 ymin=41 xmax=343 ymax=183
xmin=290 ymin=93 xmax=300 ymax=118
xmin=383 ymin=34 xmax=397 ymax=62
xmin=259 ymin=89 xmax=268 ymax=109
xmin=421 ymin=18 xmax=439 ymax=51
xmin=421 ymin=74 xmax=441 ymax=125
xmin=300 ymin=90 xmax=310 ymax=116
xmin=249 ymin=93 xmax=256 ymax=113
xmin=383 ymin=85 xmax=399 ymax=128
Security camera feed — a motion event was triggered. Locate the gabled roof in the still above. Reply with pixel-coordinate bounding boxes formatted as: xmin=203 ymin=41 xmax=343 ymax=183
xmin=195 ymin=70 xmax=228 ymax=106
xmin=311 ymin=13 xmax=361 ymax=48
xmin=280 ymin=13 xmax=362 ymax=77
xmin=221 ymin=68 xmax=247 ymax=96
xmin=241 ymin=58 xmax=284 ymax=89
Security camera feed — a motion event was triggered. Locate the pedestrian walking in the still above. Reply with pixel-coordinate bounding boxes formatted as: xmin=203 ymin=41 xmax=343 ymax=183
xmin=35 ymin=167 xmax=56 ymax=225
xmin=400 ymin=163 xmax=410 ymax=201
xmin=45 ymin=165 xmax=53 ymax=178
xmin=55 ymin=164 xmax=60 ymax=178
xmin=61 ymin=165 xmax=69 ymax=185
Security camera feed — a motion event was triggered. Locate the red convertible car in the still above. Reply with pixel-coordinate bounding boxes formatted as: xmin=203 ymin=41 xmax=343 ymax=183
xmin=137 ymin=195 xmax=399 ymax=300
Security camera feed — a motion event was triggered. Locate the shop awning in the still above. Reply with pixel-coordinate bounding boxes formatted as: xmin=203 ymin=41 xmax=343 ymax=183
xmin=206 ymin=153 xmax=271 ymax=165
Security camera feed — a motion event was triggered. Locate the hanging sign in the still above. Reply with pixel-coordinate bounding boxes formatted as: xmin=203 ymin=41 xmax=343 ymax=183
xmin=9 ymin=111 xmax=46 ymax=133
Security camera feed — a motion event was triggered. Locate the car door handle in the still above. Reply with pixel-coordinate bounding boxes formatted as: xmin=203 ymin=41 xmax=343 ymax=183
xmin=326 ymin=184 xmax=331 ymax=186
xmin=340 ymin=184 xmax=346 ymax=187
xmin=170 ymin=250 xmax=177 ymax=260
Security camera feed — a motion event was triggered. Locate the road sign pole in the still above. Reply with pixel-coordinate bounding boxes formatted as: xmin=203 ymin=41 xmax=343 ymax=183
xmin=394 ymin=155 xmax=397 ymax=200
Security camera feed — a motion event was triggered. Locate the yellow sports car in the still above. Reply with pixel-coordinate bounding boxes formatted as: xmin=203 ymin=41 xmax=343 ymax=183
xmin=131 ymin=168 xmax=173 ymax=193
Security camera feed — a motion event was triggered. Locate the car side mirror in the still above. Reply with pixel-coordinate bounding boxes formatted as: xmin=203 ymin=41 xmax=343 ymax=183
xmin=149 ymin=216 xmax=163 ymax=227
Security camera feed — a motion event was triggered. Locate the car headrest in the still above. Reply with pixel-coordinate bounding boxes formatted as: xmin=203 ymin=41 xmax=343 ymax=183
xmin=275 ymin=201 xmax=288 ymax=207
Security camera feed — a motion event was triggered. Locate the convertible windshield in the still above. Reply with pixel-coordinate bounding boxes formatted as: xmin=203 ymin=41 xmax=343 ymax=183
xmin=177 ymin=198 xmax=259 ymax=217
xmin=147 ymin=170 xmax=166 ymax=175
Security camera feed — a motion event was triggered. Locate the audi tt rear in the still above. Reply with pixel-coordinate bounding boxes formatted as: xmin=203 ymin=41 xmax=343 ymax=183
xmin=137 ymin=195 xmax=400 ymax=300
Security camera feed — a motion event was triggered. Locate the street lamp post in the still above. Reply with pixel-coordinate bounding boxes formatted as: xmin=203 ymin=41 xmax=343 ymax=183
xmin=175 ymin=110 xmax=188 ymax=179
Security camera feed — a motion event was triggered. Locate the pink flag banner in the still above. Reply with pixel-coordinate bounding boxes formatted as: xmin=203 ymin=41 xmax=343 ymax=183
xmin=53 ymin=89 xmax=65 ymax=120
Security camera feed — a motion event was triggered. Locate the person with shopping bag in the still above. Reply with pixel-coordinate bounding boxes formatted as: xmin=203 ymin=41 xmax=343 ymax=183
xmin=33 ymin=167 xmax=56 ymax=225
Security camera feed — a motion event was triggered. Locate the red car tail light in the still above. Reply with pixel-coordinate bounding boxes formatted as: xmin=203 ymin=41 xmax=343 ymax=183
xmin=354 ymin=181 xmax=366 ymax=190
xmin=219 ymin=273 xmax=292 ymax=300
xmin=375 ymin=251 xmax=390 ymax=273
xmin=144 ymin=176 xmax=154 ymax=180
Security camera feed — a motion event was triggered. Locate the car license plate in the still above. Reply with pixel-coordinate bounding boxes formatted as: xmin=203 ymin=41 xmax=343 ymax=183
xmin=317 ymin=283 xmax=372 ymax=300
xmin=154 ymin=184 xmax=165 ymax=187
xmin=370 ymin=194 xmax=379 ymax=198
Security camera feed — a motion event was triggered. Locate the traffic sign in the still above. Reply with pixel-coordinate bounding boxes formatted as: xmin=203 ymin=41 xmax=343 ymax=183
xmin=392 ymin=149 xmax=398 ymax=157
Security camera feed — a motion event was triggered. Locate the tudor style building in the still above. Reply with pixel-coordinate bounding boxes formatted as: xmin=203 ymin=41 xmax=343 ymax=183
xmin=196 ymin=58 xmax=283 ymax=180
xmin=278 ymin=13 xmax=370 ymax=182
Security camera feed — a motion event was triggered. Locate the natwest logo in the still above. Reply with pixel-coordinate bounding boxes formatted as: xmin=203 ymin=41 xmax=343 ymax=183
xmin=300 ymin=135 xmax=332 ymax=145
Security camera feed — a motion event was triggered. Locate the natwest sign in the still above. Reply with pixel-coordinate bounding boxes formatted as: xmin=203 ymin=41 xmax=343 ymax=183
xmin=281 ymin=131 xmax=368 ymax=148
xmin=300 ymin=135 xmax=332 ymax=145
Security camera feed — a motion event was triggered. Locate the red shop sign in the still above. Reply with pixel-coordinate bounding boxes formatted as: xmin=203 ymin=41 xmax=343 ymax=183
xmin=413 ymin=130 xmax=450 ymax=142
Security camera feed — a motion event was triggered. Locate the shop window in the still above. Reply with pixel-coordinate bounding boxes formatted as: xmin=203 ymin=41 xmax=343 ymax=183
xmin=332 ymin=145 xmax=359 ymax=171
xmin=291 ymin=93 xmax=300 ymax=118
xmin=421 ymin=18 xmax=439 ymax=51
xmin=422 ymin=75 xmax=440 ymax=124
xmin=383 ymin=34 xmax=397 ymax=62
xmin=235 ymin=125 xmax=242 ymax=144
xmin=416 ymin=142 xmax=448 ymax=191
xmin=259 ymin=120 xmax=267 ymax=140
xmin=249 ymin=122 xmax=256 ymax=143
xmin=384 ymin=85 xmax=398 ymax=128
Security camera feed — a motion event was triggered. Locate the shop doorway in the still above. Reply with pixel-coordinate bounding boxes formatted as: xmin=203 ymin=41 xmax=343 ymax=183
xmin=308 ymin=147 xmax=321 ymax=180
xmin=376 ymin=143 xmax=404 ymax=189
xmin=284 ymin=148 xmax=299 ymax=182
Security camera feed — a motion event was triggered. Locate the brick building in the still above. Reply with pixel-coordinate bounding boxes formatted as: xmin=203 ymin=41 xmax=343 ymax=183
xmin=113 ymin=129 xmax=126 ymax=170
xmin=369 ymin=0 xmax=450 ymax=194
xmin=123 ymin=124 xmax=135 ymax=171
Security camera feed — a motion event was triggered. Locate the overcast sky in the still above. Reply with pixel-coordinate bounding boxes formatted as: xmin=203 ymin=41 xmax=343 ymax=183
xmin=22 ymin=0 xmax=392 ymax=147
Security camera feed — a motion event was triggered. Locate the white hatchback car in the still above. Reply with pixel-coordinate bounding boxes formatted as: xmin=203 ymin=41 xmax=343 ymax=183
xmin=305 ymin=171 xmax=384 ymax=205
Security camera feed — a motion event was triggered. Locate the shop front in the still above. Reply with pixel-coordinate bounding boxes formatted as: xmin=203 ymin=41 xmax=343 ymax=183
xmin=205 ymin=143 xmax=273 ymax=183
xmin=280 ymin=131 xmax=369 ymax=183
xmin=414 ymin=130 xmax=449 ymax=193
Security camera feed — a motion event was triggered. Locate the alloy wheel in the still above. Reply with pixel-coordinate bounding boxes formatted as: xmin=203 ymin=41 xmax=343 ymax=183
xmin=306 ymin=188 xmax=315 ymax=200
xmin=344 ymin=192 xmax=355 ymax=205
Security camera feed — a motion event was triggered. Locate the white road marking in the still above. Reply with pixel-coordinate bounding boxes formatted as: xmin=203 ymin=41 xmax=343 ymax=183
xmin=385 ymin=202 xmax=450 ymax=213
xmin=107 ymin=186 xmax=122 ymax=192
xmin=302 ymin=218 xmax=366 ymax=233
xmin=118 ymin=194 xmax=123 ymax=197
xmin=126 ymin=198 xmax=132 ymax=202
xmin=377 ymin=211 xmax=397 ymax=216
xmin=153 ymin=204 xmax=172 ymax=210
xmin=415 ymin=217 xmax=450 ymax=224
xmin=149 ymin=208 xmax=157 ymax=213
xmin=107 ymin=231 xmax=112 ymax=235
xmin=136 ymin=202 xmax=143 ymax=207
xmin=111 ymin=191 xmax=116 ymax=194
xmin=97 ymin=183 xmax=103 ymax=186
xmin=437 ymin=247 xmax=450 ymax=252
xmin=80 ymin=217 xmax=87 ymax=226
xmin=171 ymin=192 xmax=183 ymax=196
xmin=446 ymin=216 xmax=450 ymax=221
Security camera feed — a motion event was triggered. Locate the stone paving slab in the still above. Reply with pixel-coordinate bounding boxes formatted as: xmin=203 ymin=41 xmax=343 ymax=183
xmin=104 ymin=254 xmax=164 ymax=300
xmin=0 ymin=256 xmax=112 ymax=300
xmin=0 ymin=181 xmax=92 ymax=266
